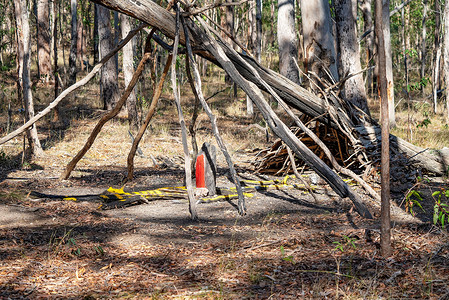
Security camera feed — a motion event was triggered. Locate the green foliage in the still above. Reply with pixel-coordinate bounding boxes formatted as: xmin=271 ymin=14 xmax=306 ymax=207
xmin=333 ymin=235 xmax=357 ymax=253
xmin=405 ymin=190 xmax=425 ymax=216
xmin=280 ymin=245 xmax=295 ymax=264
xmin=432 ymin=189 xmax=449 ymax=229
xmin=416 ymin=111 xmax=432 ymax=129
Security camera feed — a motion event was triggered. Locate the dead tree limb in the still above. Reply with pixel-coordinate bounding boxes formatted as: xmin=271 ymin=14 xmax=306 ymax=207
xmin=61 ymin=29 xmax=155 ymax=180
xmin=126 ymin=55 xmax=173 ymax=181
xmin=182 ymin=15 xmax=246 ymax=215
xmin=0 ymin=23 xmax=146 ymax=146
xmin=193 ymin=16 xmax=372 ymax=218
xmin=171 ymin=5 xmax=198 ymax=220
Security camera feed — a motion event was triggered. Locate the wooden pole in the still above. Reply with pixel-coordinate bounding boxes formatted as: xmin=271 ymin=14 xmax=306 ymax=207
xmin=375 ymin=0 xmax=392 ymax=257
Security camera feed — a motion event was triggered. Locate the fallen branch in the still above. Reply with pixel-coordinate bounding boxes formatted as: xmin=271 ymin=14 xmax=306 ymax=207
xmin=0 ymin=23 xmax=146 ymax=146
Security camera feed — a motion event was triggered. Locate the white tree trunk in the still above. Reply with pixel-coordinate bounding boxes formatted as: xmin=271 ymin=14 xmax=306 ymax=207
xmin=16 ymin=0 xmax=44 ymax=156
xmin=444 ymin=0 xmax=449 ymax=120
xmin=300 ymin=0 xmax=339 ymax=83
xmin=334 ymin=0 xmax=369 ymax=114
xmin=120 ymin=13 xmax=138 ymax=130
xmin=277 ymin=0 xmax=300 ymax=84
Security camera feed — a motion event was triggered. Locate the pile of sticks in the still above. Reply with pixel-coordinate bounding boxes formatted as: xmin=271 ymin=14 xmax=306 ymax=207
xmin=254 ymin=120 xmax=355 ymax=175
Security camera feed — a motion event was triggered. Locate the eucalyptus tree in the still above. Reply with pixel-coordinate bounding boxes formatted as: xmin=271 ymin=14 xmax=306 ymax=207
xmin=334 ymin=0 xmax=369 ymax=114
xmin=277 ymin=0 xmax=300 ymax=84
xmin=68 ymin=0 xmax=78 ymax=85
xmin=14 ymin=0 xmax=44 ymax=156
xmin=37 ymin=0 xmax=52 ymax=82
xmin=97 ymin=4 xmax=119 ymax=110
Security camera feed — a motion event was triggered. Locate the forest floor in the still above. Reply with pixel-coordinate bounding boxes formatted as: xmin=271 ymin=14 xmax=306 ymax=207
xmin=0 ymin=70 xmax=449 ymax=298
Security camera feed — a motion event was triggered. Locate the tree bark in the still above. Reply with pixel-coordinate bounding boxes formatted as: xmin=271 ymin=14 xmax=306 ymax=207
xmin=444 ymin=0 xmax=449 ymax=120
xmin=16 ymin=0 xmax=44 ymax=157
xmin=334 ymin=0 xmax=370 ymax=114
xmin=300 ymin=0 xmax=339 ymax=84
xmin=420 ymin=0 xmax=428 ymax=87
xmin=381 ymin=0 xmax=395 ymax=127
xmin=120 ymin=13 xmax=139 ymax=130
xmin=37 ymin=0 xmax=52 ymax=82
xmin=277 ymin=0 xmax=300 ymax=84
xmin=375 ymin=0 xmax=392 ymax=258
xmin=68 ymin=0 xmax=78 ymax=86
xmin=361 ymin=0 xmax=374 ymax=96
xmin=98 ymin=4 xmax=120 ymax=110
xmin=432 ymin=0 xmax=441 ymax=114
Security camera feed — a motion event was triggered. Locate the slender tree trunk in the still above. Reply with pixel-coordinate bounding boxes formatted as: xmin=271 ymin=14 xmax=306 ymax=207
xmin=53 ymin=0 xmax=61 ymax=123
xmin=37 ymin=0 xmax=52 ymax=83
xmin=98 ymin=5 xmax=119 ymax=110
xmin=444 ymin=0 xmax=449 ymax=120
xmin=432 ymin=0 xmax=441 ymax=114
xmin=382 ymin=0 xmax=395 ymax=127
xmin=278 ymin=0 xmax=300 ymax=85
xmin=420 ymin=0 xmax=428 ymax=88
xmin=93 ymin=4 xmax=99 ymax=64
xmin=68 ymin=0 xmax=77 ymax=86
xmin=120 ymin=13 xmax=138 ymax=130
xmin=334 ymin=0 xmax=370 ymax=114
xmin=16 ymin=0 xmax=44 ymax=157
xmin=77 ymin=7 xmax=84 ymax=70
xmin=300 ymin=0 xmax=339 ymax=84
xmin=361 ymin=0 xmax=374 ymax=96
xmin=375 ymin=0 xmax=392 ymax=258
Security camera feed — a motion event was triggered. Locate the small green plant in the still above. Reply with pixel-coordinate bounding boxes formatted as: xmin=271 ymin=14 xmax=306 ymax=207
xmin=432 ymin=189 xmax=449 ymax=229
xmin=280 ymin=245 xmax=295 ymax=264
xmin=94 ymin=245 xmax=104 ymax=256
xmin=417 ymin=111 xmax=432 ymax=128
xmin=405 ymin=190 xmax=425 ymax=216
xmin=333 ymin=235 xmax=357 ymax=252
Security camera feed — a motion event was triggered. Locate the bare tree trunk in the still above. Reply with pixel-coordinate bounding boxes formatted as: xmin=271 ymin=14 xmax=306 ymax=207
xmin=433 ymin=0 xmax=442 ymax=114
xmin=375 ymin=0 xmax=392 ymax=258
xmin=52 ymin=0 xmax=61 ymax=123
xmin=37 ymin=0 xmax=52 ymax=83
xmin=382 ymin=0 xmax=395 ymax=127
xmin=300 ymin=0 xmax=339 ymax=84
xmin=98 ymin=5 xmax=119 ymax=110
xmin=361 ymin=0 xmax=374 ymax=96
xmin=121 ymin=13 xmax=138 ymax=130
xmin=444 ymin=0 xmax=449 ymax=120
xmin=68 ymin=0 xmax=77 ymax=85
xmin=77 ymin=7 xmax=84 ymax=71
xmin=334 ymin=0 xmax=370 ymax=114
xmin=16 ymin=0 xmax=44 ymax=157
xmin=420 ymin=0 xmax=428 ymax=88
xmin=93 ymin=4 xmax=99 ymax=64
xmin=278 ymin=0 xmax=300 ymax=84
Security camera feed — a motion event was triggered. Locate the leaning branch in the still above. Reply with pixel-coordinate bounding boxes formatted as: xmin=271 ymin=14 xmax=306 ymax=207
xmin=0 ymin=23 xmax=146 ymax=146
xmin=61 ymin=28 xmax=155 ymax=180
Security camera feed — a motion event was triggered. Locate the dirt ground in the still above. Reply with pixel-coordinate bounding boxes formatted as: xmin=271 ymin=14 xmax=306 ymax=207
xmin=0 ymin=74 xmax=448 ymax=298
xmin=1 ymin=153 xmax=449 ymax=299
